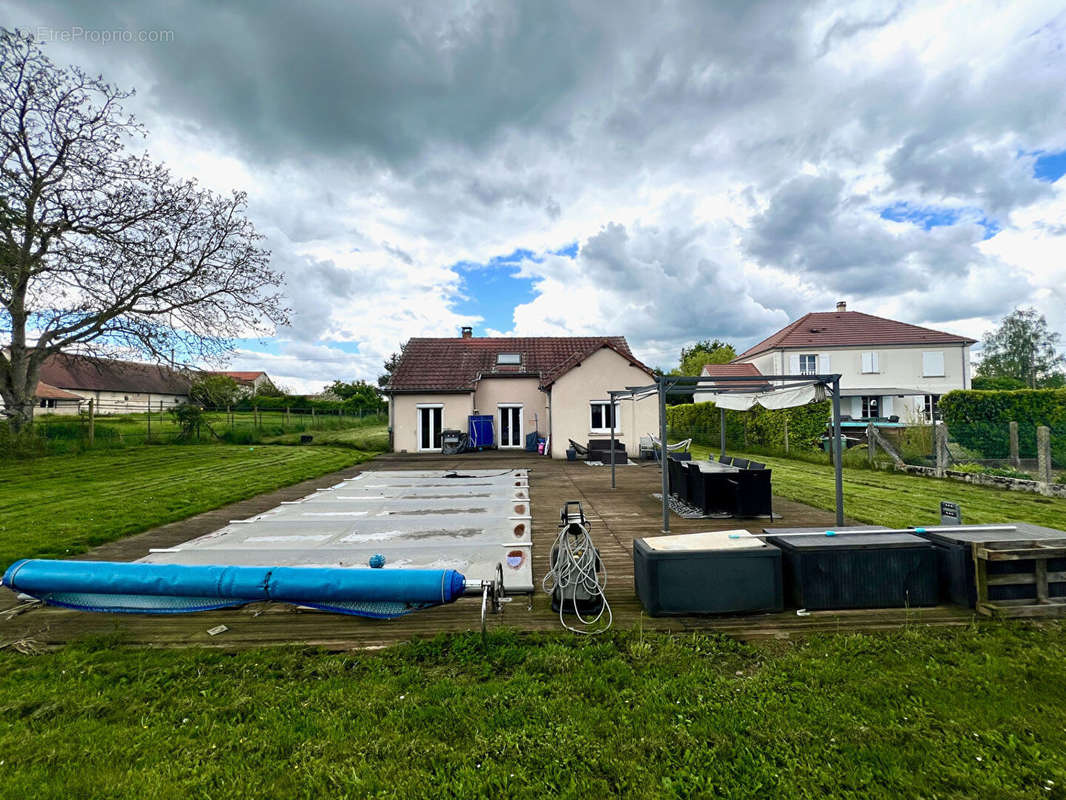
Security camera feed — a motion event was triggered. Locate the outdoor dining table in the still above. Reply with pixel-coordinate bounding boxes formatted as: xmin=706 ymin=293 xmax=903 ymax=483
xmin=680 ymin=461 xmax=773 ymax=518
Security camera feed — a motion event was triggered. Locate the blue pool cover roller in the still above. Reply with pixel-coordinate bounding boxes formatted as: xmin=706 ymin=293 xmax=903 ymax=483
xmin=2 ymin=560 xmax=466 ymax=619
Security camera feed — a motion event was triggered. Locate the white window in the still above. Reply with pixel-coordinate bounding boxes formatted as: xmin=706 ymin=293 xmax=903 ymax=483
xmin=798 ymin=354 xmax=817 ymax=375
xmin=861 ymin=351 xmax=879 ymax=374
xmin=496 ymin=353 xmax=521 ymax=365
xmin=922 ymin=351 xmax=945 ymax=377
xmin=590 ymin=401 xmax=618 ymax=433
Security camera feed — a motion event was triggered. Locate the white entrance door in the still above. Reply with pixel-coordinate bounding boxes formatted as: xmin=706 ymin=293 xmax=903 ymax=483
xmin=498 ymin=405 xmax=523 ymax=448
xmin=417 ymin=406 xmax=443 ymax=451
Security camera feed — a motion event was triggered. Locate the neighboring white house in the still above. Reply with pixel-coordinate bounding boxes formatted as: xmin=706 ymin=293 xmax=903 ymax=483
xmin=723 ymin=302 xmax=976 ymax=423
xmin=386 ymin=328 xmax=658 ymax=458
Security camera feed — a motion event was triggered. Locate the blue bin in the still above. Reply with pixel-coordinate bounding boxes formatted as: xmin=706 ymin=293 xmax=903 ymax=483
xmin=468 ymin=415 xmax=494 ymax=449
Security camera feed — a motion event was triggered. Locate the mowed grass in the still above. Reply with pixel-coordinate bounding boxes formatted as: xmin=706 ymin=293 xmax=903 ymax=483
xmin=0 ymin=445 xmax=378 ymax=569
xmin=691 ymin=444 xmax=1066 ymax=529
xmin=0 ymin=625 xmax=1064 ymax=798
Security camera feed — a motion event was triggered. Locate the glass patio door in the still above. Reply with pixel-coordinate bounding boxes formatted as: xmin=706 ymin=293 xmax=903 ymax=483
xmin=418 ymin=406 xmax=442 ymax=450
xmin=498 ymin=405 xmax=522 ymax=448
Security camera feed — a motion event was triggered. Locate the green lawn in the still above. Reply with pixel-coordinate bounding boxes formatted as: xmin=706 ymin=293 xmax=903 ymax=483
xmin=0 ymin=625 xmax=1063 ymax=798
xmin=31 ymin=410 xmax=386 ymax=451
xmin=0 ymin=445 xmax=378 ymax=569
xmin=690 ymin=444 xmax=1066 ymax=529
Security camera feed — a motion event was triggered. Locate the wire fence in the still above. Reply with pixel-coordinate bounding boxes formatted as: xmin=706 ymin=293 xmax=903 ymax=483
xmin=29 ymin=401 xmax=387 ymax=453
xmin=665 ymin=413 xmax=1066 ymax=480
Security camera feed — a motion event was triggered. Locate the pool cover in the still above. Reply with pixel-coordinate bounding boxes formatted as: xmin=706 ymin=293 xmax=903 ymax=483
xmin=3 ymin=560 xmax=465 ymax=618
xmin=2 ymin=469 xmax=532 ymax=618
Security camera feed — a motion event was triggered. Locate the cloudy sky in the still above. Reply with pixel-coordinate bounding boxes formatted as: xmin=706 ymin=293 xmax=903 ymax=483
xmin=6 ymin=1 xmax=1066 ymax=391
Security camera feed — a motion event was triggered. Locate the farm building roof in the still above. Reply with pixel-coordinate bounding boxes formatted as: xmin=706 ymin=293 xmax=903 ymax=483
xmin=387 ymin=336 xmax=653 ymax=392
xmin=736 ymin=310 xmax=976 ymax=360
xmin=39 ymin=354 xmax=193 ymax=396
xmin=34 ymin=382 xmax=83 ymax=401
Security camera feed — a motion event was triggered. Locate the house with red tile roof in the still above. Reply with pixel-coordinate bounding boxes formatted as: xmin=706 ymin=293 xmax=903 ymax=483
xmin=385 ymin=327 xmax=656 ymax=457
xmin=730 ymin=301 xmax=976 ymax=423
xmin=212 ymin=370 xmax=277 ymax=396
xmin=693 ymin=363 xmax=772 ymax=399
xmin=30 ymin=381 xmax=85 ymax=415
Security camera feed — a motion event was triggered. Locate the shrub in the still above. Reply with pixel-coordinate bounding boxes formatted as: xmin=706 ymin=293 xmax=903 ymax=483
xmin=939 ymin=389 xmax=1066 ymax=461
xmin=666 ymin=399 xmax=831 ymax=453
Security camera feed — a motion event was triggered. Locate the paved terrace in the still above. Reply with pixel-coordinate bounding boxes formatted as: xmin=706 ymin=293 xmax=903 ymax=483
xmin=0 ymin=452 xmax=972 ymax=649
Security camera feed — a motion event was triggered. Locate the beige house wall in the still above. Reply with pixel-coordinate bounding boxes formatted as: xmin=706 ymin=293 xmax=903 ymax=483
xmin=390 ymin=392 xmax=474 ymax=453
xmin=473 ymin=378 xmax=548 ymax=448
xmin=548 ymin=347 xmax=656 ymax=458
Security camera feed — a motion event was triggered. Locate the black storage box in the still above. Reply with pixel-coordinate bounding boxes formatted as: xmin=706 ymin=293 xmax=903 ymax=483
xmin=763 ymin=527 xmax=938 ymax=610
xmin=915 ymin=522 xmax=1066 ymax=608
xmin=634 ymin=530 xmax=783 ymax=616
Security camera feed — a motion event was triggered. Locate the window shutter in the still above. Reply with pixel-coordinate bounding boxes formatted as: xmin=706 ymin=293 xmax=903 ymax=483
xmin=922 ymin=351 xmax=945 ymax=377
xmin=818 ymin=354 xmax=831 ymax=374
xmin=789 ymin=354 xmax=801 ymax=373
xmin=871 ymin=351 xmax=879 ymax=372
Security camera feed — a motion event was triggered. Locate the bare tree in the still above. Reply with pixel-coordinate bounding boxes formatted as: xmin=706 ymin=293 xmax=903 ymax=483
xmin=0 ymin=29 xmax=288 ymax=431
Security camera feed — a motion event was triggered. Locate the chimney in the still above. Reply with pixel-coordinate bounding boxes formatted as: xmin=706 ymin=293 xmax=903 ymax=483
xmin=835 ymin=301 xmax=847 ymax=312
xmin=460 ymin=326 xmax=473 ymax=338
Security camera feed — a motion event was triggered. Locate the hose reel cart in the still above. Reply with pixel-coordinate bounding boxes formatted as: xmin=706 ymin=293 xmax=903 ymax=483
xmin=543 ymin=501 xmax=611 ymax=633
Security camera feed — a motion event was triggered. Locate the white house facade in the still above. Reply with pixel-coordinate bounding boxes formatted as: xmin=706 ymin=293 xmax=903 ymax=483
xmin=730 ymin=302 xmax=976 ymax=423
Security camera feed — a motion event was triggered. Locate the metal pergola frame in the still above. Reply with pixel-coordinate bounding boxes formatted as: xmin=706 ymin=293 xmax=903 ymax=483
xmin=605 ymin=373 xmax=845 ymax=531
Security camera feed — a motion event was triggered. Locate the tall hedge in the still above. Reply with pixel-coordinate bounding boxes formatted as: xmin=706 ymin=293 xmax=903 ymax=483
xmin=939 ymin=389 xmax=1066 ymax=460
xmin=666 ymin=400 xmax=830 ymax=452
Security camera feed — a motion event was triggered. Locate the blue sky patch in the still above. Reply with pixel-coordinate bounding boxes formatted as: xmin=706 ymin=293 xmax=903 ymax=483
xmin=880 ymin=202 xmax=999 ymax=239
xmin=1033 ymin=150 xmax=1066 ymax=183
xmin=452 ymin=250 xmax=545 ymax=333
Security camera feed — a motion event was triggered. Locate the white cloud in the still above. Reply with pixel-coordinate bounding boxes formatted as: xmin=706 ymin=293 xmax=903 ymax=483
xmin=6 ymin=0 xmax=1066 ymax=381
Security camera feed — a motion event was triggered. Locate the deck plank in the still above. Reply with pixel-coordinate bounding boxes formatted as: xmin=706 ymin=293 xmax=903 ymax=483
xmin=1 ymin=452 xmax=974 ymax=648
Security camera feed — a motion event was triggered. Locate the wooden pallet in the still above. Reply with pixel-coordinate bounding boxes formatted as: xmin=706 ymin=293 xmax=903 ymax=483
xmin=973 ymin=539 xmax=1066 ymax=618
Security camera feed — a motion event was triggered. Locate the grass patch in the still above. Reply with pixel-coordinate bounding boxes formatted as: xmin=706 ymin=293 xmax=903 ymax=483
xmin=691 ymin=444 xmax=1066 ymax=528
xmin=27 ymin=411 xmax=387 ymax=454
xmin=0 ymin=624 xmax=1063 ymax=797
xmin=0 ymin=445 xmax=378 ymax=569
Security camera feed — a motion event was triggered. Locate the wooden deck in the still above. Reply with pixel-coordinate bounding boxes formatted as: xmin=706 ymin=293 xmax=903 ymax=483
xmin=0 ymin=452 xmax=975 ymax=649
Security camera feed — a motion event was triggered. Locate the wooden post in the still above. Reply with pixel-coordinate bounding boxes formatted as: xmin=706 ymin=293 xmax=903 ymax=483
xmin=286 ymin=406 xmax=290 ymax=427
xmin=88 ymin=399 xmax=95 ymax=446
xmin=866 ymin=422 xmax=876 ymax=466
xmin=311 ymin=407 xmax=316 ymax=427
xmin=1009 ymin=421 xmax=1020 ymax=468
xmin=254 ymin=405 xmax=259 ymax=429
xmin=1037 ymin=425 xmax=1052 ymax=488
xmin=783 ymin=416 xmax=789 ymax=454
xmin=935 ymin=423 xmax=949 ymax=477
xmin=146 ymin=400 xmax=151 ymax=441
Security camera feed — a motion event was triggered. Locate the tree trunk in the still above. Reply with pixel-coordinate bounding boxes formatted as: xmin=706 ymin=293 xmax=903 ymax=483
xmin=0 ymin=347 xmax=42 ymax=434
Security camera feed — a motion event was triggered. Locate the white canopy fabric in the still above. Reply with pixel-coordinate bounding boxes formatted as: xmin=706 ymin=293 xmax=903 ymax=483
xmin=706 ymin=382 xmax=825 ymax=411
